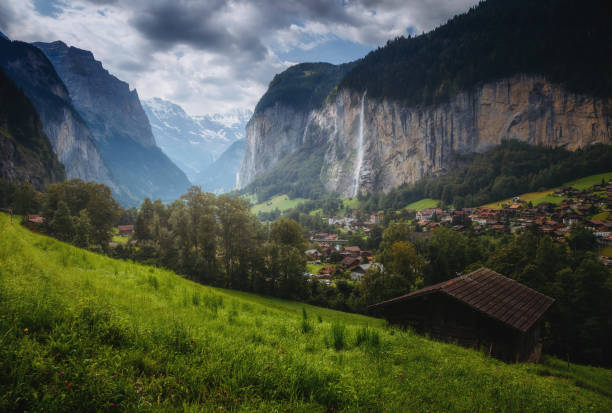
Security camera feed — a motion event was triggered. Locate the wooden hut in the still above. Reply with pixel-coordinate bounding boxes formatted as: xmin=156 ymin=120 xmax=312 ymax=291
xmin=369 ymin=268 xmax=554 ymax=363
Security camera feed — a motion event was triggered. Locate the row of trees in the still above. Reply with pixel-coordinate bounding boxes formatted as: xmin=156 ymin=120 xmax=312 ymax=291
xmin=359 ymin=141 xmax=612 ymax=212
xmin=2 ymin=178 xmax=609 ymax=366
xmin=121 ymin=188 xmax=311 ymax=300
xmin=0 ymin=178 xmax=121 ymax=249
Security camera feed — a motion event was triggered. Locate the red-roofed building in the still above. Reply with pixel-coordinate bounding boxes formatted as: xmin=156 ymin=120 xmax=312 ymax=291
xmin=26 ymin=214 xmax=44 ymax=224
xmin=117 ymin=225 xmax=134 ymax=237
xmin=370 ymin=268 xmax=554 ymax=363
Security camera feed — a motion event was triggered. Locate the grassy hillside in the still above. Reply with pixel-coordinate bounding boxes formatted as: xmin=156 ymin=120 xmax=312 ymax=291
xmin=251 ymin=194 xmax=309 ymax=215
xmin=1 ymin=213 xmax=611 ymax=412
xmin=482 ymin=172 xmax=612 ymax=209
xmin=405 ymin=198 xmax=439 ymax=211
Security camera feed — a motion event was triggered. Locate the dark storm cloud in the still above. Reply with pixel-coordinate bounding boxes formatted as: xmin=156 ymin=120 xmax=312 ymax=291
xmin=131 ymin=0 xmax=268 ymax=61
xmin=129 ymin=0 xmax=363 ymax=61
xmin=128 ymin=0 xmax=476 ymax=62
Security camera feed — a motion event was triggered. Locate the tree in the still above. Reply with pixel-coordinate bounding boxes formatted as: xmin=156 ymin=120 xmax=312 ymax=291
xmin=567 ymin=226 xmax=597 ymax=252
xmin=50 ymin=200 xmax=74 ymax=241
xmin=73 ymin=209 xmax=92 ymax=248
xmin=12 ymin=182 xmax=40 ymax=215
xmin=270 ymin=218 xmax=306 ymax=249
xmin=135 ymin=197 xmax=154 ymax=241
xmin=389 ymin=241 xmax=425 ymax=287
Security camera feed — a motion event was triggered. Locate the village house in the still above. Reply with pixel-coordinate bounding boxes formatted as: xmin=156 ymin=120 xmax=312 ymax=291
xmin=304 ymin=249 xmax=320 ymax=261
xmin=26 ymin=214 xmax=44 ymax=224
xmin=370 ymin=268 xmax=555 ymax=363
xmin=416 ymin=208 xmax=442 ymax=222
xmin=369 ymin=212 xmax=384 ymax=225
xmin=117 ymin=225 xmax=134 ymax=237
xmin=340 ymin=256 xmax=361 ymax=270
xmin=350 ymin=262 xmax=384 ymax=281
xmin=342 ymin=246 xmax=361 ymax=257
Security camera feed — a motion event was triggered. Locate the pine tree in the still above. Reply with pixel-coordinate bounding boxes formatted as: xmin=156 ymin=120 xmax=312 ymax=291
xmin=74 ymin=209 xmax=92 ymax=248
xmin=51 ymin=200 xmax=74 ymax=241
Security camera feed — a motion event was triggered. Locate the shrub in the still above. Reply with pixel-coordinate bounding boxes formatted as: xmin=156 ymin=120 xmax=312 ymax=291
xmin=330 ymin=322 xmax=346 ymax=350
xmin=300 ymin=308 xmax=313 ymax=333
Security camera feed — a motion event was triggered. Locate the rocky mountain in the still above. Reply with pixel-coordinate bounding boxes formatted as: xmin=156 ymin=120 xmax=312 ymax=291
xmin=196 ymin=139 xmax=246 ymax=194
xmin=34 ymin=41 xmax=191 ymax=205
xmin=0 ymin=67 xmax=65 ymax=189
xmin=0 ymin=36 xmax=114 ymax=191
xmin=142 ymin=97 xmax=250 ymax=182
xmin=238 ymin=0 xmax=612 ymax=199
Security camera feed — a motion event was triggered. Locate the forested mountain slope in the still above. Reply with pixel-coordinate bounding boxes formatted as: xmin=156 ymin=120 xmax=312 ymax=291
xmin=238 ymin=0 xmax=612 ymax=200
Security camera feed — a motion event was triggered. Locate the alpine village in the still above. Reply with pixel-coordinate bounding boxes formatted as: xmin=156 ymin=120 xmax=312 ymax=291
xmin=0 ymin=1 xmax=611 ymax=412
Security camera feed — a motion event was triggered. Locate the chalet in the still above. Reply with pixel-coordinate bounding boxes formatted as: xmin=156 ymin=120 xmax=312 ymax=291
xmin=416 ymin=208 xmax=442 ymax=222
xmin=317 ymin=267 xmax=334 ymax=276
xmin=343 ymin=246 xmax=361 ymax=257
xmin=305 ymin=249 xmax=320 ymax=260
xmin=26 ymin=214 xmax=44 ymax=224
xmin=350 ymin=262 xmax=384 ymax=281
xmin=340 ymin=256 xmax=360 ymax=269
xmin=369 ymin=212 xmax=384 ymax=225
xmin=117 ymin=225 xmax=134 ymax=237
xmin=370 ymin=268 xmax=555 ymax=363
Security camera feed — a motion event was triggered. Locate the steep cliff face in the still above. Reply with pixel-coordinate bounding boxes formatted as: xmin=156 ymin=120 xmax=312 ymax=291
xmin=0 ymin=68 xmax=65 ymax=189
xmin=35 ymin=41 xmax=191 ymax=205
xmin=0 ymin=38 xmax=112 ymax=189
xmin=239 ymin=76 xmax=612 ymax=197
xmin=35 ymin=41 xmax=156 ymax=148
xmin=238 ymin=0 xmax=612 ymax=199
xmin=239 ymin=105 xmax=311 ymax=186
xmin=317 ymin=76 xmax=612 ymax=197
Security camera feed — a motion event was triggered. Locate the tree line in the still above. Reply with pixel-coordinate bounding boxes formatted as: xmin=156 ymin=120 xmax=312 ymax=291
xmin=1 ymin=178 xmax=609 ymax=366
xmin=359 ymin=141 xmax=612 ymax=212
xmin=340 ymin=0 xmax=612 ymax=107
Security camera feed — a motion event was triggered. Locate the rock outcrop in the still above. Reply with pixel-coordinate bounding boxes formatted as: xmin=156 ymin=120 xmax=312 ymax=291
xmin=239 ymin=76 xmax=612 ymax=197
xmin=0 ymin=37 xmax=112 ymax=190
xmin=35 ymin=41 xmax=191 ymax=205
xmin=0 ymin=67 xmax=65 ymax=189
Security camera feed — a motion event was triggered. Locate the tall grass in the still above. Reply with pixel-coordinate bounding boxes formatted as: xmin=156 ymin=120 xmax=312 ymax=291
xmin=0 ymin=213 xmax=610 ymax=412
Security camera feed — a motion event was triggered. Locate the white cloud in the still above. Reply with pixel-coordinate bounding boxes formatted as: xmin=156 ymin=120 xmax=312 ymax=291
xmin=1 ymin=0 xmax=478 ymax=115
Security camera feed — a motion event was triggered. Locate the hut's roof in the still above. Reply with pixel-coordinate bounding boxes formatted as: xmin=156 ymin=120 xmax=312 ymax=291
xmin=370 ymin=267 xmax=554 ymax=333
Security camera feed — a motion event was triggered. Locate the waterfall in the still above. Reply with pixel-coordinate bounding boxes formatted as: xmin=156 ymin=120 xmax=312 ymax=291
xmin=352 ymin=91 xmax=366 ymax=197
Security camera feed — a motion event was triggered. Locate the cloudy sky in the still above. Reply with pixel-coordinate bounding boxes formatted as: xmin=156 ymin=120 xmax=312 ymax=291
xmin=1 ymin=0 xmax=478 ymax=116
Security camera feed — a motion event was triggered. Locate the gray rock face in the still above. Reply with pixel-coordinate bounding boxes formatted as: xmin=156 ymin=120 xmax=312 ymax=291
xmin=34 ymin=41 xmax=191 ymax=205
xmin=0 ymin=38 xmax=114 ymax=190
xmin=35 ymin=41 xmax=155 ymax=148
xmin=238 ymin=104 xmax=312 ymax=188
xmin=239 ymin=75 xmax=612 ymax=197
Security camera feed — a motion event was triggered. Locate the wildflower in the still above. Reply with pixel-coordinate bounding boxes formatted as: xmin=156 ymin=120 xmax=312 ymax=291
xmin=60 ymin=371 xmax=65 ymax=375
xmin=24 ymin=328 xmax=28 ymax=333
xmin=51 ymin=387 xmax=56 ymax=392
xmin=111 ymin=402 xmax=115 ymax=407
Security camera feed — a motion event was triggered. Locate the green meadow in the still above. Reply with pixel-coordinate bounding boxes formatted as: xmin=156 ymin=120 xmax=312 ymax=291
xmin=482 ymin=172 xmax=612 ymax=210
xmin=250 ymin=194 xmax=308 ymax=215
xmin=0 ymin=213 xmax=610 ymax=412
xmin=405 ymin=198 xmax=439 ymax=211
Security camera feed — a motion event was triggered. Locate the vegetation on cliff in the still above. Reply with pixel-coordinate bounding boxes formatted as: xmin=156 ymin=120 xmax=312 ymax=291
xmin=340 ymin=0 xmax=612 ymax=106
xmin=361 ymin=141 xmax=612 ymax=211
xmin=255 ymin=62 xmax=354 ymax=114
